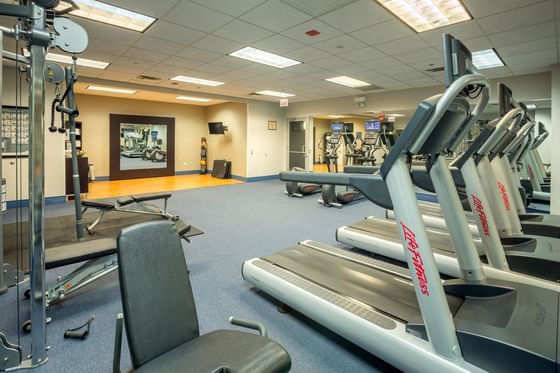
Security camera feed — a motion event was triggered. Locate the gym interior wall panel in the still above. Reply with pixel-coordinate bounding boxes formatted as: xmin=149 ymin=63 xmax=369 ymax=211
xmin=205 ymin=102 xmax=248 ymax=178
xmin=75 ymin=94 xmax=207 ymax=178
xmin=550 ymin=64 xmax=560 ymax=215
xmin=2 ymin=66 xmax=65 ymax=200
xmin=246 ymin=101 xmax=286 ymax=178
xmin=535 ymin=108 xmax=551 ymax=164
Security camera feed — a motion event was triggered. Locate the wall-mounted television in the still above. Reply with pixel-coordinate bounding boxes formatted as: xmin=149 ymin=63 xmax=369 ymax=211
xmin=365 ymin=120 xmax=381 ymax=132
xmin=208 ymin=122 xmax=226 ymax=135
xmin=331 ymin=122 xmax=344 ymax=132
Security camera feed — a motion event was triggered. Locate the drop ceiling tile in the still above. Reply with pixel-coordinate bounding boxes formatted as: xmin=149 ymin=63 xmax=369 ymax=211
xmin=191 ymin=35 xmax=244 ymax=54
xmin=112 ymin=56 xmax=158 ymax=70
xmin=192 ymin=63 xmax=233 ymax=74
xmin=351 ymin=20 xmax=414 ymax=46
xmin=378 ymin=64 xmax=416 ymax=76
xmin=477 ymin=1 xmax=555 ymax=35
xmin=284 ymin=63 xmax=324 ymax=75
xmin=253 ymin=35 xmax=305 ymax=54
xmin=359 ymin=56 xmax=400 ymax=69
xmin=319 ymin=0 xmax=392 ymax=33
xmin=462 ymin=37 xmax=493 ymax=51
xmin=352 ymin=70 xmax=391 ymax=82
xmin=138 ymin=69 xmax=174 ymax=81
xmin=313 ymin=35 xmax=368 ymax=55
xmin=75 ymin=19 xmax=141 ymax=46
xmin=376 ymin=36 xmax=430 ymax=55
xmin=175 ymin=47 xmax=222 ymax=62
xmin=104 ymin=0 xmax=180 ymax=18
xmin=123 ymin=48 xmax=170 ymax=64
xmin=215 ymin=69 xmax=257 ymax=81
xmin=509 ymin=65 xmax=552 ymax=75
xmin=480 ymin=66 xmax=513 ymax=79
xmin=419 ymin=20 xmax=484 ymax=47
xmin=239 ymin=63 xmax=278 ymax=75
xmin=462 ymin=0 xmax=545 ymax=18
xmin=503 ymin=49 xmax=557 ymax=66
xmin=240 ymin=1 xmax=312 ymax=32
xmin=330 ymin=63 xmax=371 ymax=75
xmin=213 ymin=20 xmax=274 ymax=44
xmin=339 ymin=47 xmax=386 ymax=63
xmin=145 ymin=21 xmax=205 ymax=46
xmin=406 ymin=77 xmax=441 ymax=88
xmin=134 ymin=35 xmax=185 ymax=55
xmin=148 ymin=64 xmax=193 ymax=76
xmin=393 ymin=48 xmax=441 ymax=64
xmin=190 ymin=0 xmax=267 ymax=16
xmin=310 ymin=55 xmax=352 ymax=69
xmin=162 ymin=56 xmax=204 ymax=69
xmin=488 ymin=21 xmax=556 ymax=47
xmin=163 ymin=1 xmax=233 ymax=33
xmin=86 ymin=38 xmax=130 ymax=57
xmin=281 ymin=19 xmax=343 ymax=45
xmin=390 ymin=82 xmax=413 ymax=90
xmin=284 ymin=46 xmax=331 ymax=62
xmin=210 ymin=55 xmax=253 ymax=69
xmin=497 ymin=37 xmax=556 ymax=57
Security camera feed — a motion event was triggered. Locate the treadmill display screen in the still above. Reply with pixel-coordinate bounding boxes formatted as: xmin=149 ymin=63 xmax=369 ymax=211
xmin=365 ymin=120 xmax=381 ymax=132
xmin=331 ymin=122 xmax=344 ymax=132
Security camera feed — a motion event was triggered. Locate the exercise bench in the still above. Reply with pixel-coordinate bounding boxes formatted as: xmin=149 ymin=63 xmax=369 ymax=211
xmin=82 ymin=193 xmax=178 ymax=234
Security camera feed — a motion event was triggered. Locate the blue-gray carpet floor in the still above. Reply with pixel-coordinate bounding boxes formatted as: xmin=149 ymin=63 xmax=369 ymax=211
xmin=1 ymin=180 xmax=401 ymax=373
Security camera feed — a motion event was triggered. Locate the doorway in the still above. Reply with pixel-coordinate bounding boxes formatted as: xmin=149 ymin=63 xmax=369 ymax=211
xmin=288 ymin=119 xmax=307 ymax=170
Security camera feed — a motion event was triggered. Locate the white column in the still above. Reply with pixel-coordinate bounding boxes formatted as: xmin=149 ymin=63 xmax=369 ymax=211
xmin=551 ymin=65 xmax=560 ymax=214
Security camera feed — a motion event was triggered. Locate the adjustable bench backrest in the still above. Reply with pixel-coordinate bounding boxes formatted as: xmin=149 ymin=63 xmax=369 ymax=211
xmin=117 ymin=220 xmax=200 ymax=368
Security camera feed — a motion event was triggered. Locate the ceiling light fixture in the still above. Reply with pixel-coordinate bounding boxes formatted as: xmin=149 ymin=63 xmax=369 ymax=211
xmin=59 ymin=0 xmax=156 ymax=32
xmin=86 ymin=85 xmax=136 ymax=94
xmin=23 ymin=49 xmax=110 ymax=69
xmin=255 ymin=90 xmax=295 ymax=98
xmin=472 ymin=48 xmax=505 ymax=69
xmin=170 ymin=75 xmax=225 ymax=86
xmin=176 ymin=96 xmax=212 ymax=102
xmin=229 ymin=47 xmax=301 ymax=69
xmin=375 ymin=0 xmax=471 ymax=33
xmin=325 ymin=76 xmax=371 ymax=88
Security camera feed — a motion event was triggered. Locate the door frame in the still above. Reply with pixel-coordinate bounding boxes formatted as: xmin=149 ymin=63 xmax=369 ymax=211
xmin=286 ymin=117 xmax=313 ymax=171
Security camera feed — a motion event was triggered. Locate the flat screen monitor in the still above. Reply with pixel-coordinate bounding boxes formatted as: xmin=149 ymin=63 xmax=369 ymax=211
xmin=344 ymin=123 xmax=354 ymax=133
xmin=331 ymin=122 xmax=344 ymax=132
xmin=208 ymin=122 xmax=225 ymax=135
xmin=365 ymin=120 xmax=381 ymax=132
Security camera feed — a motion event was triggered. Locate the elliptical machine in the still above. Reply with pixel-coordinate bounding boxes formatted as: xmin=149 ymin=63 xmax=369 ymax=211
xmin=284 ymin=167 xmax=321 ymax=197
xmin=359 ymin=120 xmax=382 ymax=166
xmin=319 ymin=123 xmax=363 ymax=207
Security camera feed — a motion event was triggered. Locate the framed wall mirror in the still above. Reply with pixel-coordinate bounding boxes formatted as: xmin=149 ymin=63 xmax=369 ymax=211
xmin=110 ymin=114 xmax=175 ymax=180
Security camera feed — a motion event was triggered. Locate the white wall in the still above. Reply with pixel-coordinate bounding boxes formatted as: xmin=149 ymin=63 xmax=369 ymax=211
xmin=550 ymin=65 xmax=560 ymax=214
xmin=2 ymin=66 xmax=65 ymax=199
xmin=534 ymin=108 xmax=551 ymax=164
xmin=246 ymin=102 xmax=286 ymax=178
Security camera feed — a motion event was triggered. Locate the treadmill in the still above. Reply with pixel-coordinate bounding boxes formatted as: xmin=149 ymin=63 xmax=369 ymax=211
xmin=339 ymin=100 xmax=560 ymax=282
xmin=243 ymin=34 xmax=560 ymax=373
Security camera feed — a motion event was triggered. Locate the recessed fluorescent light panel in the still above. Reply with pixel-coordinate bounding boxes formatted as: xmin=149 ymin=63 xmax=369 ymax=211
xmin=176 ymin=96 xmax=212 ymax=102
xmin=170 ymin=75 xmax=225 ymax=87
xmin=86 ymin=85 xmax=136 ymax=94
xmin=46 ymin=52 xmax=110 ymax=69
xmin=65 ymin=0 xmax=156 ymax=32
xmin=256 ymin=90 xmax=295 ymax=98
xmin=375 ymin=0 xmax=471 ymax=33
xmin=325 ymin=76 xmax=371 ymax=88
xmin=472 ymin=49 xmax=505 ymax=69
xmin=229 ymin=47 xmax=301 ymax=69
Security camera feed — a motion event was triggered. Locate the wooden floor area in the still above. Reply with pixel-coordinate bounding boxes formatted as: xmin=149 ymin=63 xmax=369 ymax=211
xmin=86 ymin=174 xmax=242 ymax=200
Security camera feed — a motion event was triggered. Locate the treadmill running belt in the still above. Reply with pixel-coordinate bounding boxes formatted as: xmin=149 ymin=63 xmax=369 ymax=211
xmin=264 ymin=244 xmax=463 ymax=323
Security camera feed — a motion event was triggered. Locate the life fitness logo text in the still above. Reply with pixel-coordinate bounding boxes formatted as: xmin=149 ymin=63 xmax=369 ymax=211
xmin=497 ymin=181 xmax=511 ymax=211
xmin=400 ymin=222 xmax=429 ymax=296
xmin=471 ymin=195 xmax=490 ymax=236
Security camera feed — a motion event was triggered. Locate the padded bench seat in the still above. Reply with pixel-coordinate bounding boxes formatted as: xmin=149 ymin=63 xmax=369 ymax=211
xmin=82 ymin=200 xmax=115 ymax=210
xmin=117 ymin=193 xmax=172 ymax=207
xmin=135 ymin=324 xmax=291 ymax=373
xmin=45 ymin=238 xmax=116 ymax=269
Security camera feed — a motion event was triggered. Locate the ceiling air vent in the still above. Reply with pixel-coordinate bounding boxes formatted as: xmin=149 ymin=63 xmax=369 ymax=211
xmin=425 ymin=66 xmax=444 ymax=73
xmin=137 ymin=75 xmax=161 ymax=81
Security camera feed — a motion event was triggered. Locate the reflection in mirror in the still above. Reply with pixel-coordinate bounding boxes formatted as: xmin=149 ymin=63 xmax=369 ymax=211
xmin=120 ymin=123 xmax=167 ymax=170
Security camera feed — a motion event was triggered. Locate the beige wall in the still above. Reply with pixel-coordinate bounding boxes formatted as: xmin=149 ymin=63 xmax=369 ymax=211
xmin=313 ymin=118 xmax=330 ymax=163
xmin=246 ymin=101 xmax=286 ymax=177
xmin=75 ymin=94 xmax=207 ymax=178
xmin=206 ymin=102 xmax=247 ymax=177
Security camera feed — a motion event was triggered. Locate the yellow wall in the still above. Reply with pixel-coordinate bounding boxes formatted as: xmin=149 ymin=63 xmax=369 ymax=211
xmin=313 ymin=118 xmax=330 ymax=163
xmin=76 ymin=94 xmax=207 ymax=177
xmin=206 ymin=102 xmax=248 ymax=177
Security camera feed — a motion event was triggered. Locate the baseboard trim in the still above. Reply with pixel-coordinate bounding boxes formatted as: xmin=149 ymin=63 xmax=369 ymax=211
xmin=7 ymin=195 xmax=67 ymax=209
xmin=175 ymin=170 xmax=203 ymax=175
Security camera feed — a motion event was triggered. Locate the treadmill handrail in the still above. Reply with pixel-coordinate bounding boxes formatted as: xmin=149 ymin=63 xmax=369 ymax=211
xmin=478 ymin=107 xmax=524 ymax=155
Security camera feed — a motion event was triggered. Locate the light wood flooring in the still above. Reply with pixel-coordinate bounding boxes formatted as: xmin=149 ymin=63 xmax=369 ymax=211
xmin=86 ymin=174 xmax=242 ymax=200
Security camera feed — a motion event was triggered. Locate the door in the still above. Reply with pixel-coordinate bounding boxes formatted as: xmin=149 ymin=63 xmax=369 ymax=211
xmin=288 ymin=119 xmax=306 ymax=170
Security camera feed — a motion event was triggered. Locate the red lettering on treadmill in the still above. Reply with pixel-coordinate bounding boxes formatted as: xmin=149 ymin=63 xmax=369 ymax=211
xmin=497 ymin=181 xmax=511 ymax=211
xmin=527 ymin=164 xmax=534 ymax=180
xmin=471 ymin=195 xmax=490 ymax=236
xmin=400 ymin=222 xmax=429 ymax=296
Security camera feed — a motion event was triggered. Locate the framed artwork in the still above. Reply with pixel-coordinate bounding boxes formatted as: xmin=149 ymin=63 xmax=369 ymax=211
xmin=268 ymin=120 xmax=277 ymax=130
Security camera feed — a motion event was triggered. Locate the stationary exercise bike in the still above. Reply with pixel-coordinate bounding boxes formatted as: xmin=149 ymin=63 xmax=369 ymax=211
xmin=319 ymin=123 xmax=363 ymax=208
